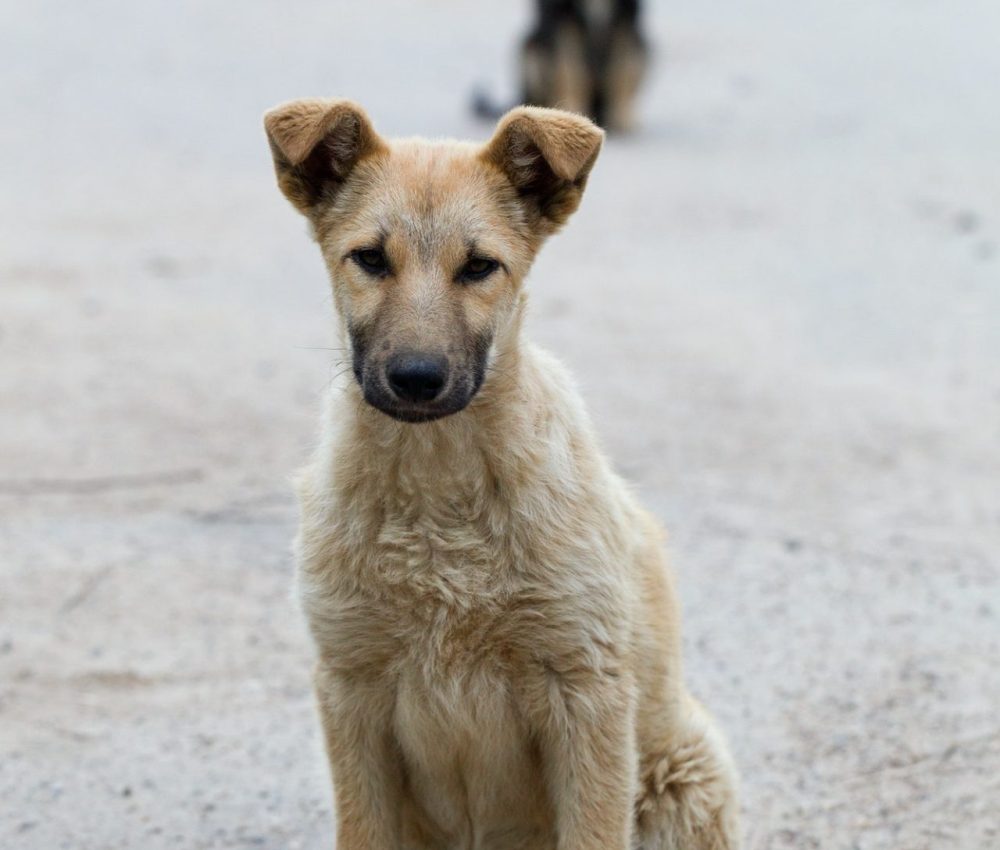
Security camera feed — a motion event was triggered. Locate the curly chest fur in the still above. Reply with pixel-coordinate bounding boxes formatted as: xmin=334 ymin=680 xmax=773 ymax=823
xmin=299 ymin=476 xmax=634 ymax=695
xmin=370 ymin=506 xmax=512 ymax=609
xmin=300 ymin=482 xmax=528 ymax=665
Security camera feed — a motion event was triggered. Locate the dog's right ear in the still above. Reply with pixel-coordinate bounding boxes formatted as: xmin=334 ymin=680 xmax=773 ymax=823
xmin=263 ymin=98 xmax=386 ymax=215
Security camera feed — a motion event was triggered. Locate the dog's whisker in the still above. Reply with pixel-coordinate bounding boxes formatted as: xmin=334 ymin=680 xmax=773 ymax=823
xmin=327 ymin=366 xmax=354 ymax=384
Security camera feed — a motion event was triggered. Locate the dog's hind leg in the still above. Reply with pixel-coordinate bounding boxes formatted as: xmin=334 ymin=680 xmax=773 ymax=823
xmin=633 ymin=696 xmax=740 ymax=850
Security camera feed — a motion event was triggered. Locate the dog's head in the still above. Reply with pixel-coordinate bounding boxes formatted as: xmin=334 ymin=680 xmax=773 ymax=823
xmin=265 ymin=99 xmax=603 ymax=422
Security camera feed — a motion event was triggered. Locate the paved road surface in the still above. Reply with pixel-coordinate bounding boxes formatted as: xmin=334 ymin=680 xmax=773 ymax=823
xmin=1 ymin=1 xmax=998 ymax=847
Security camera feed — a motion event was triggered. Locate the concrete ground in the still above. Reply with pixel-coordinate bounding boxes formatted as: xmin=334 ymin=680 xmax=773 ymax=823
xmin=1 ymin=1 xmax=998 ymax=847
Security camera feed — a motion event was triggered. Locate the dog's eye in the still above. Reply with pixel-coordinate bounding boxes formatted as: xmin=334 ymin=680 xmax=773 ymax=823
xmin=352 ymin=248 xmax=389 ymax=276
xmin=458 ymin=257 xmax=499 ymax=282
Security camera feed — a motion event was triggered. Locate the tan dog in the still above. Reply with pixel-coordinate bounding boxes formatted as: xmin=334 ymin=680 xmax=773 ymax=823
xmin=264 ymin=99 xmax=739 ymax=850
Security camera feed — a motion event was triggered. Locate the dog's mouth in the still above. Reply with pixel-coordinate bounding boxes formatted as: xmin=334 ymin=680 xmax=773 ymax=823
xmin=349 ymin=332 xmax=490 ymax=424
xmin=359 ymin=382 xmax=480 ymax=423
xmin=354 ymin=364 xmax=485 ymax=424
xmin=368 ymin=398 xmax=468 ymax=423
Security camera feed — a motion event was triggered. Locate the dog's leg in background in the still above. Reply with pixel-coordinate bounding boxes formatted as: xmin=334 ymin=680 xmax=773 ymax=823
xmin=604 ymin=23 xmax=647 ymax=134
xmin=549 ymin=20 xmax=591 ymax=115
xmin=521 ymin=1 xmax=591 ymax=116
xmin=314 ymin=665 xmax=403 ymax=850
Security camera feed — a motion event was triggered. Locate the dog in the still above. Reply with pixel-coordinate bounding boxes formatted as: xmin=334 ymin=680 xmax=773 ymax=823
xmin=473 ymin=0 xmax=648 ymax=133
xmin=264 ymin=98 xmax=739 ymax=849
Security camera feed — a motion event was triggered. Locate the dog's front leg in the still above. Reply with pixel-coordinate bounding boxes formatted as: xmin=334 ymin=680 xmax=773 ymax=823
xmin=314 ymin=664 xmax=402 ymax=850
xmin=538 ymin=667 xmax=638 ymax=850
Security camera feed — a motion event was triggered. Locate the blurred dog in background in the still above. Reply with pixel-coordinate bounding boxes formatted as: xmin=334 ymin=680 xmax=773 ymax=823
xmin=474 ymin=0 xmax=648 ymax=133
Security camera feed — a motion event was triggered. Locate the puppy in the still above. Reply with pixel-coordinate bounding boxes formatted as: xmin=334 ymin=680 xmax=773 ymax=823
xmin=474 ymin=0 xmax=649 ymax=133
xmin=264 ymin=99 xmax=739 ymax=849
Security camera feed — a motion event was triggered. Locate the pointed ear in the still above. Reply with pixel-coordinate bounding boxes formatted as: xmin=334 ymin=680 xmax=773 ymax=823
xmin=481 ymin=106 xmax=604 ymax=229
xmin=263 ymin=98 xmax=386 ymax=215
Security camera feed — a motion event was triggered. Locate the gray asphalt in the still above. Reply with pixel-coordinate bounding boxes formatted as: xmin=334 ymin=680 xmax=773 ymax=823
xmin=1 ymin=1 xmax=998 ymax=848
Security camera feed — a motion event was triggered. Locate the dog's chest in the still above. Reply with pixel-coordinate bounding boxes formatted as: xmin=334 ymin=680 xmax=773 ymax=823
xmin=312 ymin=497 xmax=555 ymax=844
xmin=302 ymin=454 xmax=541 ymax=653
xmin=355 ymin=498 xmax=525 ymax=671
xmin=354 ymin=479 xmax=516 ymax=606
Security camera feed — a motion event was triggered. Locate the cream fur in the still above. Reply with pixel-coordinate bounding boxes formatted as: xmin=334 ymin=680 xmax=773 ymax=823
xmin=266 ymin=99 xmax=740 ymax=850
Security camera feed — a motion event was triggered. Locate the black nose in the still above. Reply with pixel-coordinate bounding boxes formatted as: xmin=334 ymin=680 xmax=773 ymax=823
xmin=387 ymin=354 xmax=448 ymax=403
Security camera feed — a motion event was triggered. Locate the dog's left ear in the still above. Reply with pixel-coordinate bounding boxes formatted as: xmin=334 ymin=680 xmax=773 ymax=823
xmin=482 ymin=106 xmax=604 ymax=229
xmin=264 ymin=98 xmax=386 ymax=216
